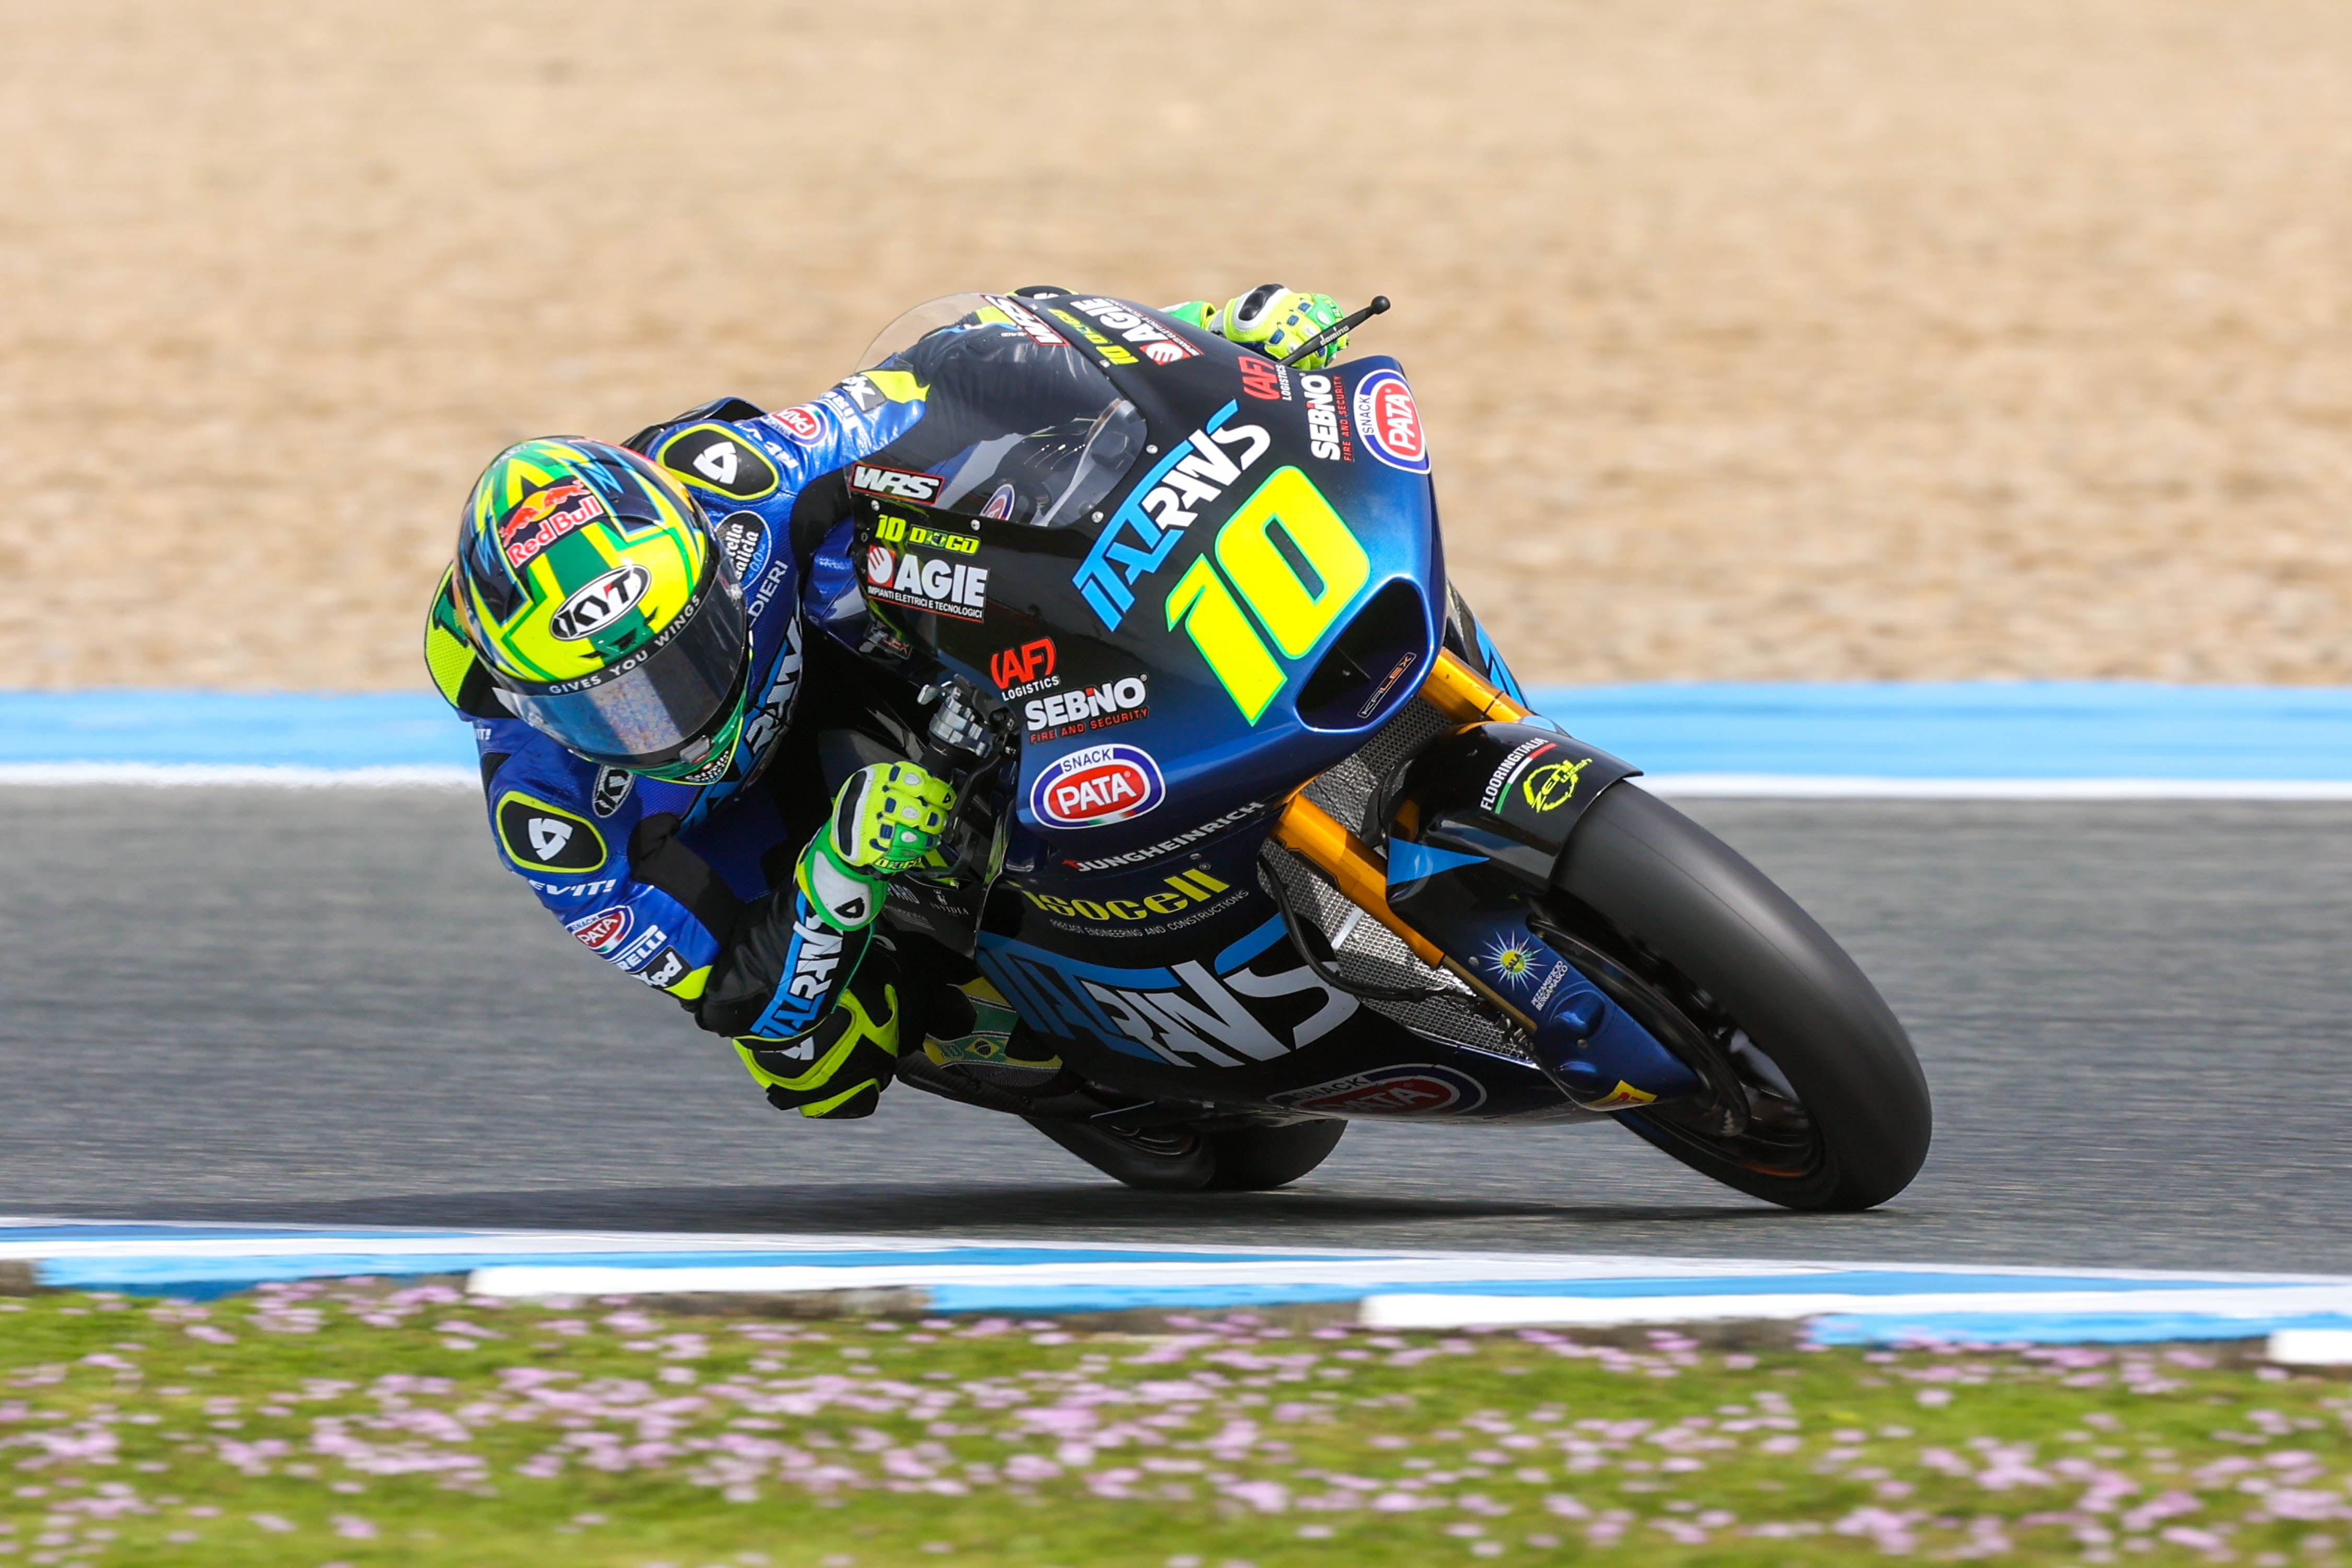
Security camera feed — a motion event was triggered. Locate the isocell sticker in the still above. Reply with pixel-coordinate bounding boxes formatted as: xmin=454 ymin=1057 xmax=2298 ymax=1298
xmin=495 ymin=790 xmax=608 ymax=874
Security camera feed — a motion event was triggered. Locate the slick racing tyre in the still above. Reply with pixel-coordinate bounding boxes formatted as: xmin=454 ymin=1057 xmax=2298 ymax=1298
xmin=1024 ymin=1116 xmax=1347 ymax=1193
xmin=1546 ymin=783 xmax=1931 ymax=1212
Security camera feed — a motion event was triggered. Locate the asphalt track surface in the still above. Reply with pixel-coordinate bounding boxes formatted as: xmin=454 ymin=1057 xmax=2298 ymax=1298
xmin=5 ymin=788 xmax=2350 ymax=1276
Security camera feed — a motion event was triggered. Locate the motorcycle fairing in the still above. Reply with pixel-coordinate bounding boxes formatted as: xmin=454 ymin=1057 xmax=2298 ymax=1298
xmin=973 ymin=911 xmax=1587 ymax=1121
xmin=1378 ymin=721 xmax=1642 ymax=882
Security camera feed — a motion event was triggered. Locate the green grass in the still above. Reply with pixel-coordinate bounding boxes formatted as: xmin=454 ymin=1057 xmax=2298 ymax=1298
xmin=0 ymin=1281 xmax=2348 ymax=1565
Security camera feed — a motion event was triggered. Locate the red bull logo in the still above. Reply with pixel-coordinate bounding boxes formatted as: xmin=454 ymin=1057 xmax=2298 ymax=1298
xmin=500 ymin=479 xmax=605 ymax=568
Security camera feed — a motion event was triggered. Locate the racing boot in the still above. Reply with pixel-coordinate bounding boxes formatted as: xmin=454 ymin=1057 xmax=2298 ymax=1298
xmin=921 ymin=977 xmax=1062 ymax=1086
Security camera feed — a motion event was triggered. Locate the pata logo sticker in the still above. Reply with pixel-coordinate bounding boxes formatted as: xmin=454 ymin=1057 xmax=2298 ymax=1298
xmin=1351 ymin=368 xmax=1428 ymax=474
xmin=566 ymin=906 xmax=631 ymax=952
xmin=549 ymin=563 xmax=651 ymax=641
xmin=1271 ymin=1064 xmax=1490 ymax=1117
xmin=1029 ymin=743 xmax=1166 ymax=829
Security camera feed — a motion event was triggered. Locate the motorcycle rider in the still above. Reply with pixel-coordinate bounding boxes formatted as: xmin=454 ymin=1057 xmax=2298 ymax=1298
xmin=424 ymin=287 xmax=1353 ymax=1121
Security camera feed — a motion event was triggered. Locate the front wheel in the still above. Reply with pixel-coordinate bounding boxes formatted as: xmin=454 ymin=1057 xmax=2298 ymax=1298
xmin=1548 ymin=784 xmax=1931 ymax=1211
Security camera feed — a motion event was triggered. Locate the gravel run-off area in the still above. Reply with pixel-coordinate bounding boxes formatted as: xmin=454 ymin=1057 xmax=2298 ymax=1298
xmin=3 ymin=1 xmax=2349 ymax=690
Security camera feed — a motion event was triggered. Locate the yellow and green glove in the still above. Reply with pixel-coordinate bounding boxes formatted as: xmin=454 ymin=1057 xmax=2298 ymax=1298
xmin=1169 ymin=285 xmax=1352 ymax=370
xmin=797 ymin=760 xmax=958 ymax=928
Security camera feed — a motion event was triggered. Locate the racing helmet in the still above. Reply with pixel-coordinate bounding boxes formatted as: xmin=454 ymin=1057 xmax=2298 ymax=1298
xmin=451 ymin=436 xmax=750 ymax=782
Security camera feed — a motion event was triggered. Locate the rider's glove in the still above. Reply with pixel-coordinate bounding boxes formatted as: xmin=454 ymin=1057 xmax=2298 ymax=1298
xmin=736 ymin=944 xmax=903 ymax=1121
xmin=1214 ymin=285 xmax=1350 ymax=370
xmin=799 ymin=760 xmax=956 ymax=928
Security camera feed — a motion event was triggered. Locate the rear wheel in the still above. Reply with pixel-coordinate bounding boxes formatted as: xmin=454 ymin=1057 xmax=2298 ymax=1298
xmin=1024 ymin=1116 xmax=1347 ymax=1193
xmin=1548 ymin=783 xmax=1931 ymax=1211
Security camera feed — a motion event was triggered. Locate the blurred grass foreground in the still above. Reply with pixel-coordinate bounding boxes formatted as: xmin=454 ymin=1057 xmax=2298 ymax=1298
xmin=3 ymin=1284 xmax=2350 ymax=1565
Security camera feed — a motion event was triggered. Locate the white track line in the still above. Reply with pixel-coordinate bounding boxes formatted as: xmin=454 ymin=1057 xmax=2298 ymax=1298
xmin=0 ymin=764 xmax=474 ymax=788
xmin=1357 ymin=1286 xmax=2352 ymax=1331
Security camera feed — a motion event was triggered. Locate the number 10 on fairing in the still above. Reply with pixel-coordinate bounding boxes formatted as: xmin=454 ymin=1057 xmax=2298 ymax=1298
xmin=1163 ymin=467 xmax=1370 ymax=723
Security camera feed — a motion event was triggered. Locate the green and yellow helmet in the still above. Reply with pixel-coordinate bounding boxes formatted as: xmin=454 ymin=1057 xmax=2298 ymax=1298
xmin=451 ymin=436 xmax=751 ymax=781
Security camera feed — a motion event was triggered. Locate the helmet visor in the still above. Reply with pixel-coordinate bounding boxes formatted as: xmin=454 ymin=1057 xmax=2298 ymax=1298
xmin=501 ymin=577 xmax=748 ymax=769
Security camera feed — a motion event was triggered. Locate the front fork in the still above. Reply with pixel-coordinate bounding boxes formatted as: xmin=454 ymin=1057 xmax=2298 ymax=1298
xmin=1269 ymin=651 xmax=1702 ymax=1113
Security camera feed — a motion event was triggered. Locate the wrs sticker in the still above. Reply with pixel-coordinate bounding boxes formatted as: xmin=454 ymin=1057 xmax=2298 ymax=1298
xmin=1029 ymin=743 xmax=1166 ymax=829
xmin=1351 ymin=368 xmax=1428 ymax=474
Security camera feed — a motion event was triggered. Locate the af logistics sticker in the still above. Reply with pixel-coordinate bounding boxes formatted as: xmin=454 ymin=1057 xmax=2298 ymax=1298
xmin=1351 ymin=368 xmax=1429 ymax=474
xmin=1271 ymin=1064 xmax=1490 ymax=1117
xmin=1029 ymin=743 xmax=1166 ymax=829
xmin=495 ymin=791 xmax=608 ymax=874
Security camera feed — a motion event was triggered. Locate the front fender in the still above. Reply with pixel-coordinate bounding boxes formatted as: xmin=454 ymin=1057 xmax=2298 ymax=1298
xmin=1377 ymin=721 xmax=1640 ymax=887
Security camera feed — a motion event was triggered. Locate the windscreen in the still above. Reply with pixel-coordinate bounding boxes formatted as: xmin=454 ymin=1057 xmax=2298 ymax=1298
xmin=858 ymin=294 xmax=1147 ymax=529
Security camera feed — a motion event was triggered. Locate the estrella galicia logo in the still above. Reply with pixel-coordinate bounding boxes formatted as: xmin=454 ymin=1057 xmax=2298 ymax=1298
xmin=1351 ymin=368 xmax=1429 ymax=474
xmin=495 ymin=790 xmax=607 ymax=874
xmin=1029 ymin=743 xmax=1166 ymax=830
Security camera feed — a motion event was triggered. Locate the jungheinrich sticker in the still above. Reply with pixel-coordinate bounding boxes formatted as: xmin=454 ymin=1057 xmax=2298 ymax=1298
xmin=1351 ymin=368 xmax=1428 ymax=473
xmin=1060 ymin=801 xmax=1264 ymax=871
xmin=495 ymin=790 xmax=608 ymax=874
xmin=1029 ymin=743 xmax=1166 ymax=829
xmin=1270 ymin=1064 xmax=1490 ymax=1117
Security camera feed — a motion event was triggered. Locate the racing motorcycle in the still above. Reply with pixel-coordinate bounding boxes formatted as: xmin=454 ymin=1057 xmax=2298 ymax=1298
xmin=806 ymin=289 xmax=1931 ymax=1212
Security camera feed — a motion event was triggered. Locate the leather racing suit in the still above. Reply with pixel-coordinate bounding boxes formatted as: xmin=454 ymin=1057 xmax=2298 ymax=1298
xmin=424 ymin=296 xmax=1243 ymax=1119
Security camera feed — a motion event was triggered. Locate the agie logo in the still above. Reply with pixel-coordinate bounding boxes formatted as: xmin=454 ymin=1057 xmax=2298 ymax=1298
xmin=1352 ymin=368 xmax=1428 ymax=474
xmin=1029 ymin=743 xmax=1166 ymax=829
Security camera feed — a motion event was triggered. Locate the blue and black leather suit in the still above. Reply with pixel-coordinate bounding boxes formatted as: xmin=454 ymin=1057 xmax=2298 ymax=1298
xmin=426 ymin=318 xmax=1111 ymax=1111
